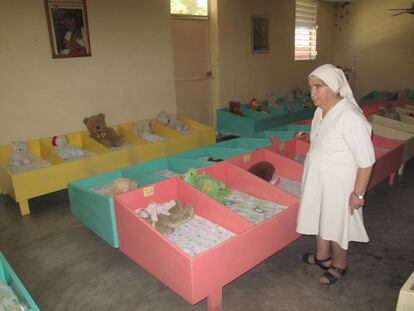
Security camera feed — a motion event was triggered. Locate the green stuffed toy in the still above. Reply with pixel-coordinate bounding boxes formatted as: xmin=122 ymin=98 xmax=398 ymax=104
xmin=183 ymin=168 xmax=230 ymax=204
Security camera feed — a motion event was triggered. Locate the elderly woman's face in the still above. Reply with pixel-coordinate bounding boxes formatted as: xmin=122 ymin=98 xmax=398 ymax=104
xmin=309 ymin=76 xmax=336 ymax=109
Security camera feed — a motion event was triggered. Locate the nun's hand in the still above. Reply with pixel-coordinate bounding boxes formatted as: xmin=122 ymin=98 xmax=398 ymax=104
xmin=349 ymin=193 xmax=364 ymax=215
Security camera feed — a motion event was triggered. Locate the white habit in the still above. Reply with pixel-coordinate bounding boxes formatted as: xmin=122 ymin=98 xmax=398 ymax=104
xmin=296 ymin=99 xmax=375 ymax=249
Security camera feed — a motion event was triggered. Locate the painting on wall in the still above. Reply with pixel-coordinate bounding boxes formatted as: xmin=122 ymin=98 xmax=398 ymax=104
xmin=251 ymin=15 xmax=269 ymax=54
xmin=44 ymin=0 xmax=92 ymax=58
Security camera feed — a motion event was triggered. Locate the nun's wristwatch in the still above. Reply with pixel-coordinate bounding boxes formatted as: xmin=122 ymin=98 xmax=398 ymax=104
xmin=353 ymin=191 xmax=365 ymax=200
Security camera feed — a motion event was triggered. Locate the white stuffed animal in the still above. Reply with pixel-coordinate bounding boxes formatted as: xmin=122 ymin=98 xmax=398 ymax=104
xmin=9 ymin=141 xmax=32 ymax=166
xmin=156 ymin=111 xmax=189 ymax=132
xmin=133 ymin=120 xmax=165 ymax=142
xmin=52 ymin=135 xmax=88 ymax=160
xmin=134 ymin=120 xmax=152 ymax=135
xmin=52 ymin=135 xmax=68 ymax=147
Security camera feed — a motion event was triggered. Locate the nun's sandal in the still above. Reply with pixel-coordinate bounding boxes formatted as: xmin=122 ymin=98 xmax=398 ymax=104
xmin=319 ymin=266 xmax=348 ymax=285
xmin=302 ymin=253 xmax=331 ymax=270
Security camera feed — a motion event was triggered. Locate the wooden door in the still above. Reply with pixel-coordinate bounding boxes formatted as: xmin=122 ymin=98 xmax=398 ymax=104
xmin=171 ymin=18 xmax=212 ymax=126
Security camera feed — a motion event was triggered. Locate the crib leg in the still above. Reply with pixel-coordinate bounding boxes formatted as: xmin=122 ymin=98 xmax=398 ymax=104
xmin=398 ymin=162 xmax=405 ymax=175
xmin=207 ymin=287 xmax=223 ymax=311
xmin=19 ymin=200 xmax=30 ymax=216
xmin=389 ymin=172 xmax=397 ymax=185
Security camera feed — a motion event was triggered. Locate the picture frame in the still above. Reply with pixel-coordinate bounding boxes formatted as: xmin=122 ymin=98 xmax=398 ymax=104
xmin=251 ymin=15 xmax=269 ymax=54
xmin=44 ymin=0 xmax=92 ymax=58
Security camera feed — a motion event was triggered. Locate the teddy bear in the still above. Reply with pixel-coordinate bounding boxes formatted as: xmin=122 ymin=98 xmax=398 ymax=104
xmin=137 ymin=200 xmax=195 ymax=234
xmin=83 ymin=113 xmax=124 ymax=148
xmin=156 ymin=111 xmax=189 ymax=132
xmin=8 ymin=141 xmax=32 ymax=166
xmin=228 ymin=101 xmax=244 ymax=116
xmin=248 ymin=161 xmax=275 ymax=182
xmin=183 ymin=168 xmax=230 ymax=204
xmin=133 ymin=119 xmax=165 ymax=142
xmin=92 ymin=178 xmax=138 ymax=196
xmin=111 ymin=178 xmax=138 ymax=195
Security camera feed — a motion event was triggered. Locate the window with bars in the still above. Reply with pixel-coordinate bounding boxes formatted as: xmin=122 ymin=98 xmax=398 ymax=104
xmin=295 ymin=0 xmax=317 ymax=61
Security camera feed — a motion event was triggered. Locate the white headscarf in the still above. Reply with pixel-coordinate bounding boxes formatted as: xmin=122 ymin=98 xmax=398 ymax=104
xmin=309 ymin=64 xmax=361 ymax=112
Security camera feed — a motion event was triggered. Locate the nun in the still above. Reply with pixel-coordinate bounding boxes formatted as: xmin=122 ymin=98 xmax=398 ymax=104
xmin=297 ymin=64 xmax=376 ymax=285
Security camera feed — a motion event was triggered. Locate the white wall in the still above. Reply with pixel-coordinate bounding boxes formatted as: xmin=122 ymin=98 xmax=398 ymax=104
xmin=215 ymin=0 xmax=336 ymax=107
xmin=2 ymin=0 xmax=411 ymax=144
xmin=334 ymin=0 xmax=414 ymax=99
xmin=0 ymin=0 xmax=176 ymax=145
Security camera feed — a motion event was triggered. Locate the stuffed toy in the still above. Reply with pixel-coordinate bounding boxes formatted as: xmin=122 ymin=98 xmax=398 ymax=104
xmin=266 ymin=94 xmax=284 ymax=110
xmin=52 ymin=135 xmax=90 ymax=160
xmin=183 ymin=168 xmax=230 ymax=204
xmin=133 ymin=120 xmax=165 ymax=142
xmin=8 ymin=141 xmax=32 ymax=166
xmin=52 ymin=135 xmax=68 ymax=147
xmin=134 ymin=119 xmax=152 ymax=135
xmin=376 ymin=107 xmax=401 ymax=121
xmin=92 ymin=178 xmax=138 ymax=196
xmin=0 ymin=281 xmax=27 ymax=311
xmin=141 ymin=200 xmax=176 ymax=222
xmin=156 ymin=111 xmax=189 ymax=132
xmin=277 ymin=88 xmax=312 ymax=111
xmin=228 ymin=101 xmax=244 ymax=116
xmin=137 ymin=200 xmax=195 ymax=234
xmin=248 ymin=98 xmax=265 ymax=112
xmin=248 ymin=161 xmax=275 ymax=182
xmin=286 ymin=88 xmax=304 ymax=102
xmin=83 ymin=113 xmax=124 ymax=148
xmin=396 ymin=89 xmax=414 ymax=100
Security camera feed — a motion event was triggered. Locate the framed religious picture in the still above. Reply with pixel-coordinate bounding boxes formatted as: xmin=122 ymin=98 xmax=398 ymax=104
xmin=251 ymin=15 xmax=269 ymax=54
xmin=44 ymin=0 xmax=92 ymax=58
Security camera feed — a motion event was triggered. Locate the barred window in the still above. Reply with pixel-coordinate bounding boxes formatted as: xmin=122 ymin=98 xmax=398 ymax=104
xmin=295 ymin=0 xmax=317 ymax=60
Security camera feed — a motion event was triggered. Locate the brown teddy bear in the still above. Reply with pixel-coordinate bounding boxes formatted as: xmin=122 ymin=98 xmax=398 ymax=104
xmin=83 ymin=113 xmax=124 ymax=148
xmin=228 ymin=101 xmax=244 ymax=116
